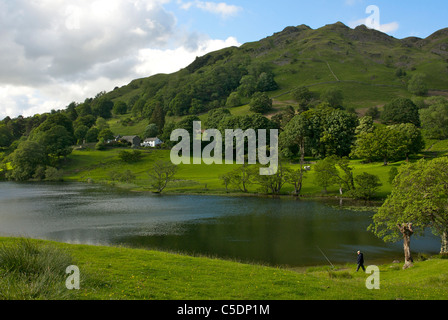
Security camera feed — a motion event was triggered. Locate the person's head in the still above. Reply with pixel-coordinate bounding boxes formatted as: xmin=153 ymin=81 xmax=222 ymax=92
xmin=357 ymin=251 xmax=360 ymax=255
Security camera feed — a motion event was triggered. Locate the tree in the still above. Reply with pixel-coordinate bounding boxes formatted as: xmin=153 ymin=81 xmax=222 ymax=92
xmin=355 ymin=116 xmax=375 ymax=136
xmin=66 ymin=102 xmax=78 ymax=121
xmin=169 ymin=92 xmax=191 ymax=116
xmin=381 ymin=98 xmax=420 ymax=127
xmin=113 ymin=101 xmax=128 ymax=115
xmin=149 ymin=104 xmax=166 ymax=133
xmin=408 ymin=73 xmax=428 ymax=96
xmin=321 ymin=88 xmax=344 ymax=109
xmin=226 ymin=92 xmax=242 ymax=108
xmin=389 ymin=123 xmax=424 ymax=162
xmin=369 ymin=159 xmax=448 ymax=268
xmin=34 ymin=113 xmax=74 ymax=135
xmin=35 ymin=125 xmax=74 ymax=159
xmin=73 ymin=115 xmax=96 ymax=130
xmin=280 ymin=110 xmax=314 ymax=166
xmin=351 ymin=172 xmax=382 ymax=200
xmin=285 ymin=166 xmax=307 ymax=196
xmin=256 ymin=72 xmax=278 ymax=92
xmin=253 ymin=163 xmax=288 ymax=195
xmin=0 ymin=125 xmax=13 ymax=148
xmin=144 ymin=124 xmax=159 ymax=139
xmin=292 ymin=87 xmax=314 ymax=109
xmin=351 ymin=125 xmax=408 ymax=165
xmin=98 ymin=129 xmax=114 ymax=142
xmin=74 ymin=125 xmax=89 ymax=144
xmin=95 ymin=117 xmax=109 ymax=132
xmin=227 ymin=164 xmax=255 ymax=193
xmin=388 ymin=166 xmax=399 ymax=184
xmin=419 ymin=99 xmax=448 ymax=139
xmin=219 ymin=172 xmax=232 ymax=193
xmin=313 ymin=156 xmax=355 ymax=194
xmin=249 ymin=92 xmax=273 ymax=114
xmin=132 ymin=97 xmax=146 ymax=118
xmin=271 ymin=106 xmax=295 ymax=130
xmin=318 ymin=108 xmax=359 ymax=158
xmin=85 ymin=127 xmax=100 ymax=143
xmin=313 ymin=157 xmax=338 ymax=193
xmin=91 ymin=97 xmax=114 ymax=119
xmin=365 ymin=106 xmax=380 ymax=120
xmin=7 ymin=141 xmax=47 ymax=181
xmin=205 ymin=108 xmax=231 ymax=129
xmin=237 ymin=75 xmax=257 ymax=98
xmin=148 ymin=161 xmax=178 ymax=193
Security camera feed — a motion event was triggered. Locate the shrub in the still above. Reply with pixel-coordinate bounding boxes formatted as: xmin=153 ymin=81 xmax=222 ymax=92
xmin=118 ymin=150 xmax=143 ymax=163
xmin=108 ymin=170 xmax=136 ymax=183
xmin=350 ymin=172 xmax=383 ymax=200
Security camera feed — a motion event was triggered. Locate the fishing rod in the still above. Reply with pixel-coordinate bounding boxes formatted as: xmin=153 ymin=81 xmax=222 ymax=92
xmin=316 ymin=245 xmax=335 ymax=269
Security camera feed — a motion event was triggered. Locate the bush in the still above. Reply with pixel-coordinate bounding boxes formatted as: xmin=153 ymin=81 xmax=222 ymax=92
xmin=108 ymin=170 xmax=136 ymax=183
xmin=118 ymin=150 xmax=143 ymax=163
xmin=45 ymin=167 xmax=63 ymax=182
xmin=350 ymin=172 xmax=382 ymax=200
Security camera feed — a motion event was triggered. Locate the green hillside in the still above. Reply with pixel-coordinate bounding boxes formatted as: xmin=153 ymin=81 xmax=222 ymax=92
xmin=105 ymin=22 xmax=448 ymax=116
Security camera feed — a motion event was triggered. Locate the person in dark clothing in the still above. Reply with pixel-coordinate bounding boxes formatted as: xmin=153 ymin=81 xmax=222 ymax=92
xmin=356 ymin=251 xmax=365 ymax=272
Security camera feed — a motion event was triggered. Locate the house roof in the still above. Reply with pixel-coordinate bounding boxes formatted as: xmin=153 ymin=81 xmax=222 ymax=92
xmin=144 ymin=137 xmax=160 ymax=142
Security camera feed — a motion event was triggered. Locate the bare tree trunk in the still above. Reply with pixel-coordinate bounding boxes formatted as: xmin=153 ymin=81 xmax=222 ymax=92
xmin=398 ymin=223 xmax=414 ymax=269
xmin=441 ymin=230 xmax=448 ymax=255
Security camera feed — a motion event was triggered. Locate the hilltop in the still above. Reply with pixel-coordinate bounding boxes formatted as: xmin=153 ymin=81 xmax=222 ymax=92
xmin=103 ymin=21 xmax=448 ymax=118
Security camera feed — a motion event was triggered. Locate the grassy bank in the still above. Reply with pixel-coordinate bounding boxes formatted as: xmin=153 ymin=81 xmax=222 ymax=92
xmin=0 ymin=237 xmax=447 ymax=300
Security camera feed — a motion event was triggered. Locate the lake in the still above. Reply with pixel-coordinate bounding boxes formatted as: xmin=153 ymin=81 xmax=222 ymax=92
xmin=0 ymin=182 xmax=440 ymax=267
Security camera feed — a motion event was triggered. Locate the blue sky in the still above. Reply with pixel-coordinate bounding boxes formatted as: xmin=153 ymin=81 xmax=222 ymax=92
xmin=168 ymin=0 xmax=448 ymax=43
xmin=0 ymin=0 xmax=447 ymax=119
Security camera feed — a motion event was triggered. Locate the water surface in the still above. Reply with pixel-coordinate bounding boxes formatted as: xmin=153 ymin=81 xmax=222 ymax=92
xmin=0 ymin=182 xmax=440 ymax=267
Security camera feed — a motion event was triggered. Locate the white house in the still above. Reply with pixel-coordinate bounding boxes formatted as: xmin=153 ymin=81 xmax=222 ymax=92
xmin=141 ymin=137 xmax=163 ymax=148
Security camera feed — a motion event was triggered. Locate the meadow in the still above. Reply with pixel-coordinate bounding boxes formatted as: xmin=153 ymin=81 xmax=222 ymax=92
xmin=61 ymin=146 xmax=402 ymax=199
xmin=1 ymin=237 xmax=447 ymax=300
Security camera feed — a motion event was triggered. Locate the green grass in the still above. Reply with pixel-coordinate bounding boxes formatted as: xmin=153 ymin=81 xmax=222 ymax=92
xmin=107 ymin=115 xmax=149 ymax=138
xmin=61 ymin=147 xmax=401 ymax=198
xmin=0 ymin=238 xmax=76 ymax=300
xmin=0 ymin=237 xmax=447 ymax=300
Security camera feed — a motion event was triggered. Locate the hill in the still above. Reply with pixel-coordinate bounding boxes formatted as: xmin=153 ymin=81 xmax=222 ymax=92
xmin=104 ymin=21 xmax=448 ymax=118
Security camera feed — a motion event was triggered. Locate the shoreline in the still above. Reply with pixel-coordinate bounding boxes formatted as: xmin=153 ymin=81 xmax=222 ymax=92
xmin=73 ymin=178 xmax=386 ymax=210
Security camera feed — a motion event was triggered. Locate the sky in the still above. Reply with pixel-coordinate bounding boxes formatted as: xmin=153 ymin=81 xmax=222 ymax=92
xmin=1 ymin=0 xmax=447 ymax=120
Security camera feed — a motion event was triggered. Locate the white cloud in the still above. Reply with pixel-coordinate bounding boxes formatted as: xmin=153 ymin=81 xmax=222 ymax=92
xmin=0 ymin=0 xmax=241 ymax=119
xmin=179 ymin=0 xmax=242 ymax=19
xmin=135 ymin=36 xmax=241 ymax=76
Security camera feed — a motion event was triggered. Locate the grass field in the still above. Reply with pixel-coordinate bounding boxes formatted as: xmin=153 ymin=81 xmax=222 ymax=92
xmin=61 ymin=147 xmax=402 ymax=198
xmin=0 ymin=237 xmax=447 ymax=300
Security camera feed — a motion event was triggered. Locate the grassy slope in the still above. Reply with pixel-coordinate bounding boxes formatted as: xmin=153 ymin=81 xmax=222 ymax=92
xmin=1 ymin=237 xmax=446 ymax=300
